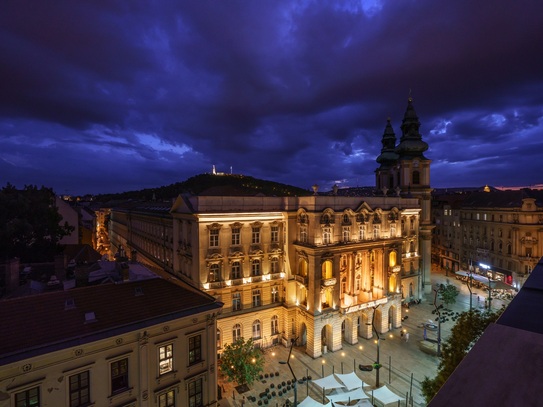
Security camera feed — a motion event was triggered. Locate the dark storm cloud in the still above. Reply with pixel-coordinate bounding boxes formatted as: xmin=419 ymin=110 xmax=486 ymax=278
xmin=1 ymin=0 xmax=543 ymax=195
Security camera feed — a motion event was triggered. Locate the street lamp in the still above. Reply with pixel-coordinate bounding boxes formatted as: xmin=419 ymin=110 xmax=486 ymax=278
xmin=433 ymin=286 xmax=443 ymax=357
xmin=279 ymin=337 xmax=298 ymax=407
xmin=366 ymin=305 xmax=384 ymax=387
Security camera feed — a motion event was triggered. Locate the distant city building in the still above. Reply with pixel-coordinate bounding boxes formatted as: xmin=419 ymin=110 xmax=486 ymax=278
xmin=432 ymin=188 xmax=543 ymax=289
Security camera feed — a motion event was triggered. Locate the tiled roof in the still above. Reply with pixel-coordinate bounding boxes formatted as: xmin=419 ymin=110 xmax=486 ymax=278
xmin=461 ymin=189 xmax=543 ymax=208
xmin=0 ymin=278 xmax=222 ymax=365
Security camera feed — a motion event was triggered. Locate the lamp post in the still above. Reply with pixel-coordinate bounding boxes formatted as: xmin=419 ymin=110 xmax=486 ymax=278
xmin=433 ymin=286 xmax=442 ymax=357
xmin=280 ymin=337 xmax=298 ymax=407
xmin=366 ymin=305 xmax=384 ymax=387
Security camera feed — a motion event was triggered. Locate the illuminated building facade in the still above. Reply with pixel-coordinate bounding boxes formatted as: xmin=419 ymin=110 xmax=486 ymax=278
xmin=106 ymin=98 xmax=431 ymax=358
xmin=0 ymin=277 xmax=222 ymax=407
xmin=109 ymin=194 xmax=422 ymax=358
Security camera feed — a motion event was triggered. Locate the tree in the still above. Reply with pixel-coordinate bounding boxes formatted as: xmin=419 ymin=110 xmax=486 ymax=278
xmin=421 ymin=308 xmax=503 ymax=403
xmin=437 ymin=281 xmax=460 ymax=308
xmin=0 ymin=184 xmax=74 ymax=262
xmin=219 ymin=338 xmax=264 ymax=387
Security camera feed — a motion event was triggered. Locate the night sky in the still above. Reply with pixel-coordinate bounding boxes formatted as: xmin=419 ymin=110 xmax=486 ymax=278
xmin=1 ymin=1 xmax=543 ymax=196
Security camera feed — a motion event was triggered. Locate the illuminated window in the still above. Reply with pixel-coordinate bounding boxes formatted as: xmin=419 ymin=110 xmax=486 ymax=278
xmin=189 ymin=335 xmax=202 ymax=365
xmin=358 ymin=225 xmax=365 ymax=240
xmin=15 ymin=387 xmax=40 ymax=407
xmin=323 ymin=227 xmax=331 ymax=244
xmin=300 ymin=225 xmax=308 ymax=243
xmin=252 ymin=320 xmax=261 ymax=339
xmin=209 ymin=229 xmax=219 ymax=247
xmin=342 ymin=227 xmax=350 ymax=242
xmin=252 ymin=289 xmax=261 ymax=307
xmin=232 ymin=293 xmax=241 ymax=311
xmin=373 ymin=225 xmax=380 ymax=239
xmin=271 ymin=286 xmax=279 ymax=303
xmin=217 ymin=329 xmax=222 ymax=349
xmin=233 ymin=323 xmax=242 ymax=342
xmin=188 ymin=378 xmax=203 ymax=407
xmin=231 ymin=262 xmax=241 ymax=280
xmin=209 ymin=264 xmax=220 ymax=282
xmin=111 ymin=358 xmax=129 ymax=394
xmin=158 ymin=344 xmax=173 ymax=375
xmin=231 ymin=227 xmax=241 ymax=245
xmin=69 ymin=371 xmax=90 ymax=407
xmin=271 ymin=315 xmax=279 ymax=335
xmin=159 ymin=389 xmax=175 ymax=407
xmin=271 ymin=226 xmax=279 ymax=242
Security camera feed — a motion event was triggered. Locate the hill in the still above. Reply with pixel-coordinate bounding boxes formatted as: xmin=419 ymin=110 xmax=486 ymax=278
xmin=95 ymin=173 xmax=313 ymax=202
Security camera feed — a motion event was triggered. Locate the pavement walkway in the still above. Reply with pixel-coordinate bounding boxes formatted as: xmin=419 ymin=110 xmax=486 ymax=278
xmin=217 ymin=268 xmax=512 ymax=407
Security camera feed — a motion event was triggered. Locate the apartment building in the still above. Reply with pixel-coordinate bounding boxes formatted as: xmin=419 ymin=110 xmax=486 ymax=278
xmin=0 ymin=277 xmax=223 ymax=407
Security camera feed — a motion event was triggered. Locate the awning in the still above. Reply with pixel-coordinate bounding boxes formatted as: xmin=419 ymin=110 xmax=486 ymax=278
xmin=313 ymin=374 xmax=346 ymax=390
xmin=334 ymin=372 xmax=368 ymax=391
xmin=371 ymin=385 xmax=404 ymax=406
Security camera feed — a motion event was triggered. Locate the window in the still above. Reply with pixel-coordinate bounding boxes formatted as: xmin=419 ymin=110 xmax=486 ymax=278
xmin=300 ymin=225 xmax=308 ymax=243
xmin=343 ymin=214 xmax=350 ymax=224
xmin=271 ymin=315 xmax=279 ymax=335
xmin=233 ymin=323 xmax=242 ymax=342
xmin=188 ymin=378 xmax=203 ymax=407
xmin=217 ymin=329 xmax=222 ymax=349
xmin=231 ymin=227 xmax=240 ymax=245
xmin=271 ymin=226 xmax=279 ymax=243
xmin=323 ymin=227 xmax=331 ymax=244
xmin=252 ymin=259 xmax=261 ymax=276
xmin=412 ymin=170 xmax=420 ymax=184
xmin=373 ymin=225 xmax=380 ymax=240
xmin=209 ymin=264 xmax=220 ymax=282
xmin=209 ymin=229 xmax=219 ymax=247
xmin=111 ymin=358 xmax=129 ymax=394
xmin=159 ymin=344 xmax=173 ymax=375
xmin=69 ymin=371 xmax=90 ymax=407
xmin=271 ymin=286 xmax=279 ymax=303
xmin=189 ymin=335 xmax=202 ymax=365
xmin=231 ymin=261 xmax=241 ymax=280
xmin=232 ymin=292 xmax=241 ymax=311
xmin=342 ymin=227 xmax=350 ymax=242
xmin=252 ymin=320 xmax=261 ymax=339
xmin=270 ymin=258 xmax=279 ymax=274
xmin=159 ymin=389 xmax=175 ymax=407
xmin=358 ymin=225 xmax=365 ymax=241
xmin=15 ymin=387 xmax=40 ymax=407
xmin=252 ymin=227 xmax=260 ymax=244
xmin=252 ymin=289 xmax=261 ymax=307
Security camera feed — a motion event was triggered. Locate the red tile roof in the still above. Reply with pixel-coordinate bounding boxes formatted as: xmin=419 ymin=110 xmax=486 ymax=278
xmin=0 ymin=278 xmax=222 ymax=365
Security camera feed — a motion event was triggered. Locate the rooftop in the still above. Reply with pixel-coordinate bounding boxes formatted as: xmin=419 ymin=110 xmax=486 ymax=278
xmin=0 ymin=277 xmax=222 ymax=365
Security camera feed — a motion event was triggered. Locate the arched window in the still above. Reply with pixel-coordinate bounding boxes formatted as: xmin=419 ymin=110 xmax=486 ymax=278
xmin=389 ymin=251 xmax=397 ymax=267
xmin=271 ymin=315 xmax=279 ymax=335
xmin=298 ymin=259 xmax=308 ymax=277
xmin=232 ymin=324 xmax=242 ymax=342
xmin=321 ymin=260 xmax=333 ymax=280
xmin=252 ymin=320 xmax=261 ymax=339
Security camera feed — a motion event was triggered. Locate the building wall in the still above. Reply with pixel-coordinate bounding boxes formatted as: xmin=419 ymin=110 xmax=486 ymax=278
xmin=0 ymin=310 xmax=218 ymax=407
xmin=109 ymin=195 xmax=423 ymax=359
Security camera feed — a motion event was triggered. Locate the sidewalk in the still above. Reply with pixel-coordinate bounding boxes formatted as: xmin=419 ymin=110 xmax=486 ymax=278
xmin=218 ymin=269 xmax=512 ymax=407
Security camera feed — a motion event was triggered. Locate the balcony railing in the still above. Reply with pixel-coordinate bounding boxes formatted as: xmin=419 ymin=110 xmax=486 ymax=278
xmin=294 ymin=275 xmax=308 ymax=286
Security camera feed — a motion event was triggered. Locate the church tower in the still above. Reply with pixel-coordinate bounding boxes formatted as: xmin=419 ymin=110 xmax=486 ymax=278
xmin=376 ymin=98 xmax=434 ymax=294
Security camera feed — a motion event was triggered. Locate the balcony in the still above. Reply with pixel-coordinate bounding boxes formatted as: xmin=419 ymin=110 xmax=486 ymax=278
xmin=294 ymin=275 xmax=308 ymax=286
xmin=321 ymin=277 xmax=337 ymax=288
